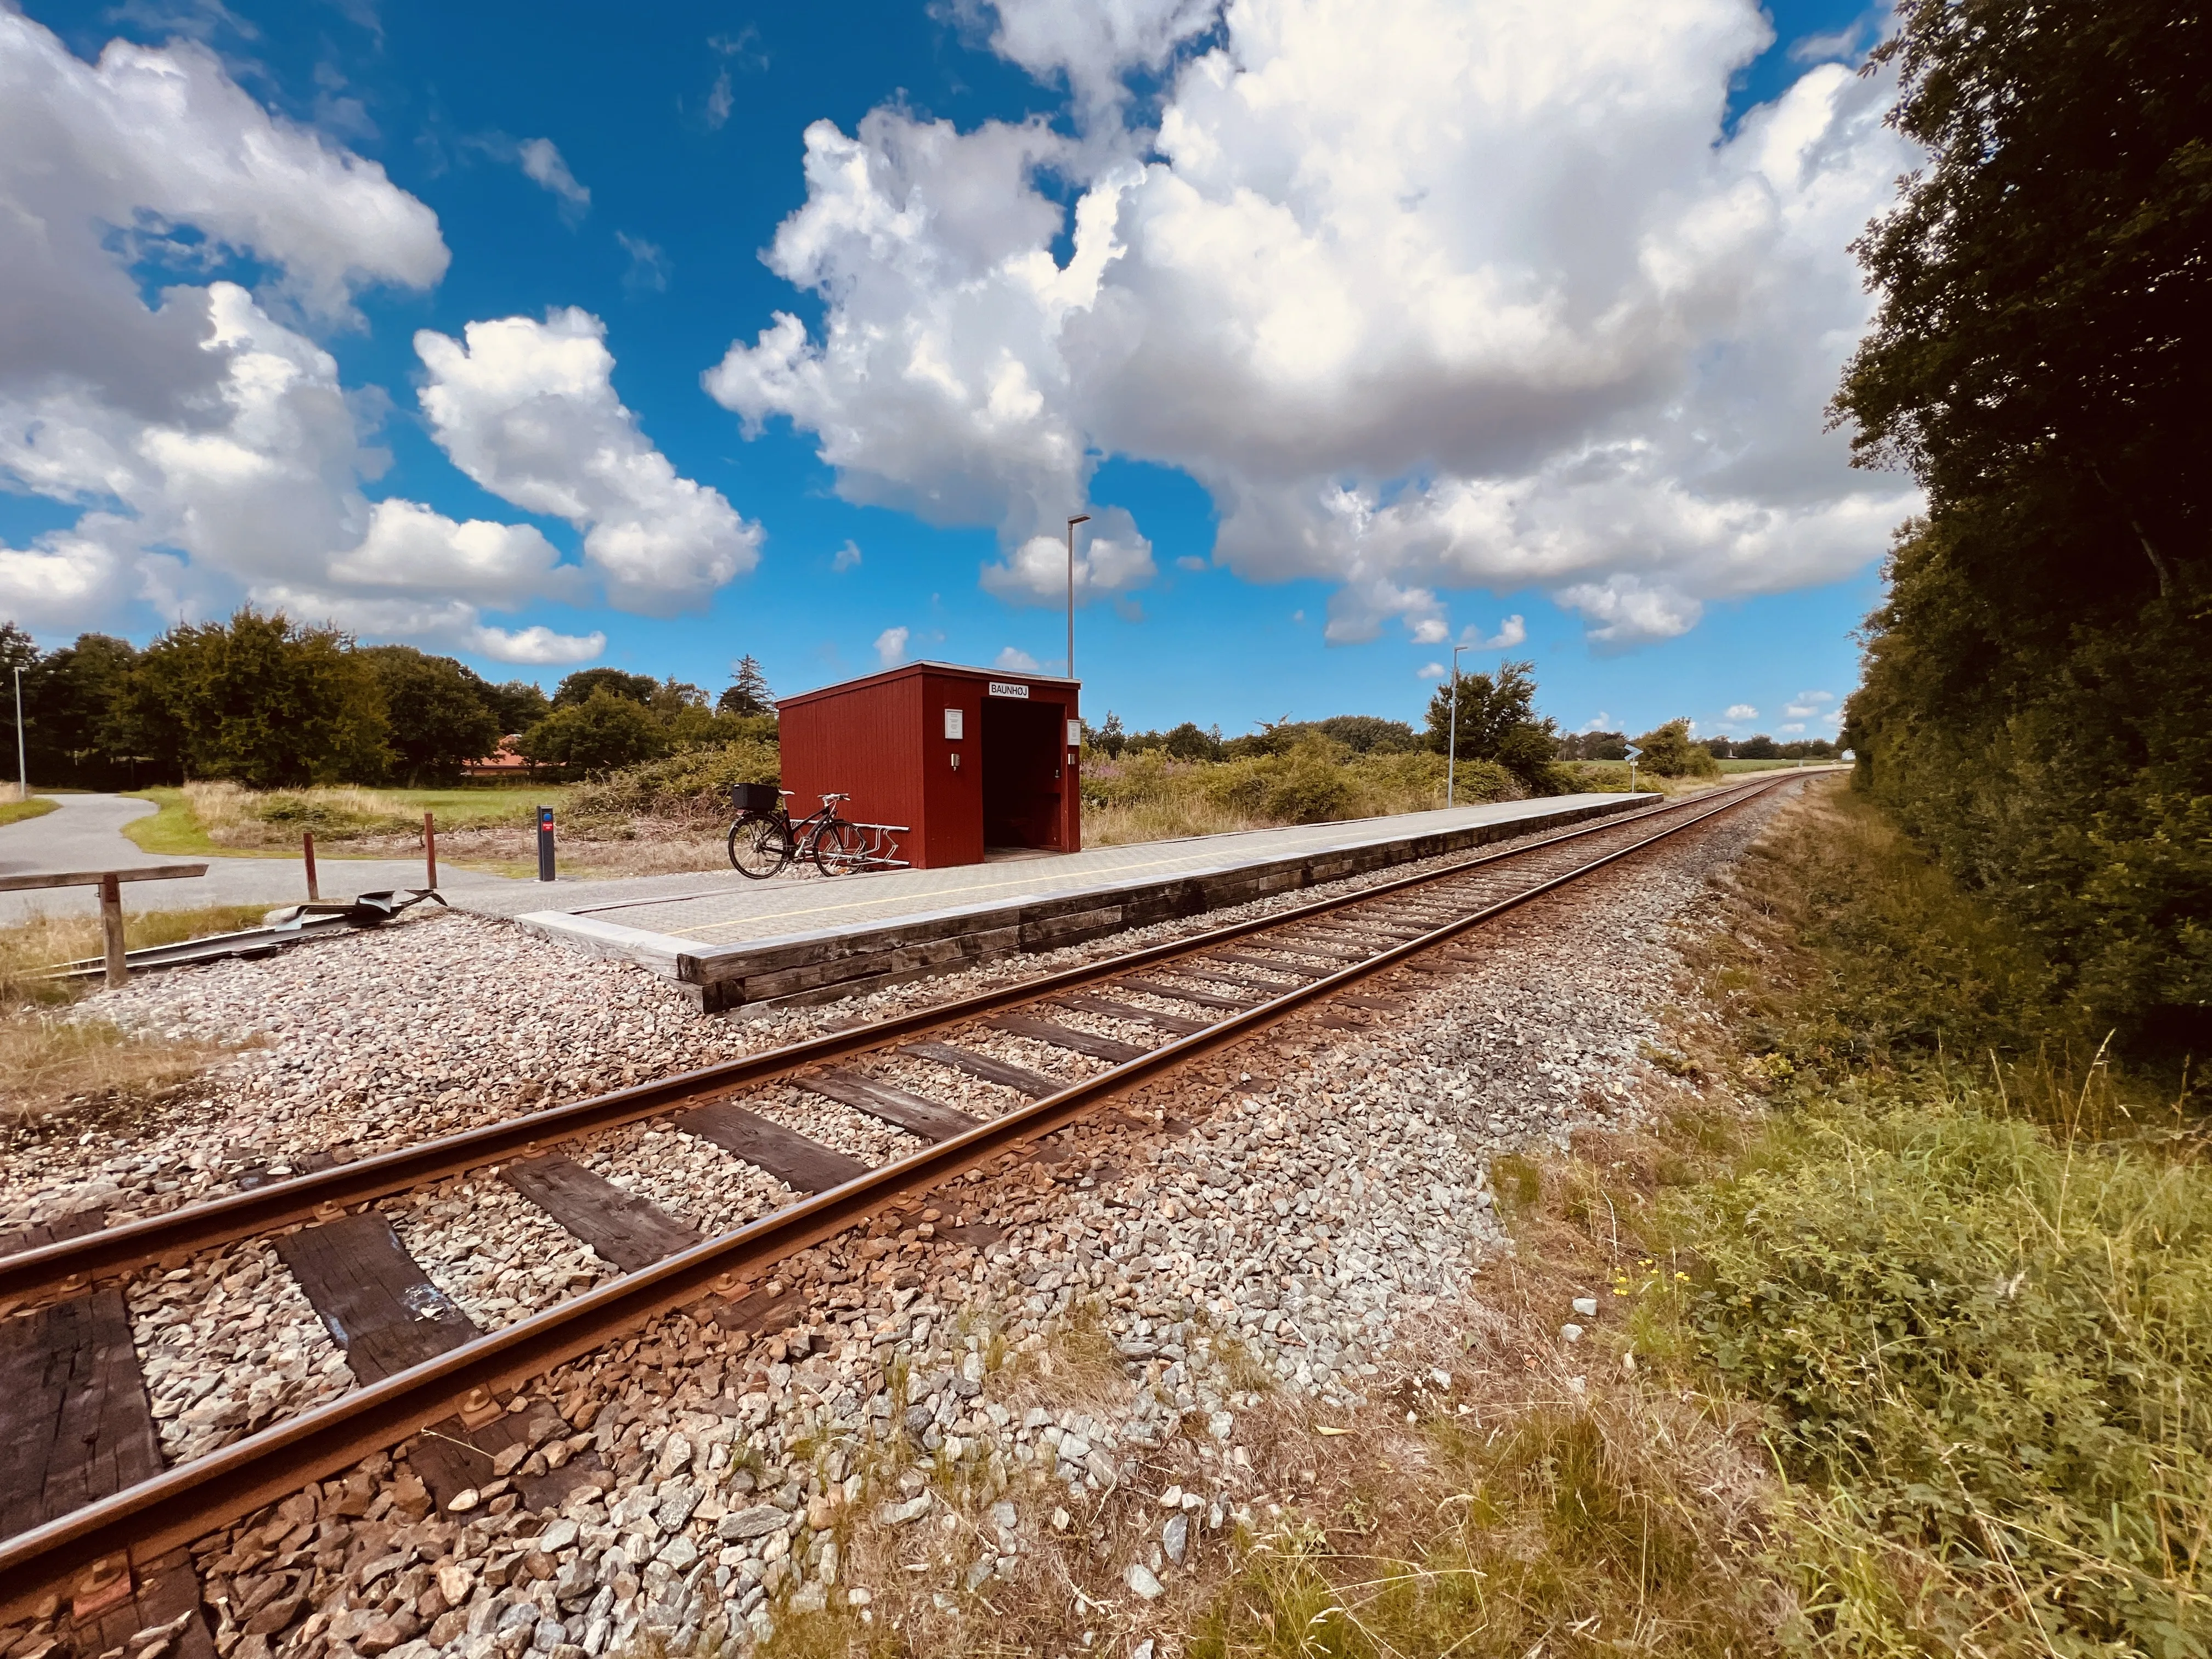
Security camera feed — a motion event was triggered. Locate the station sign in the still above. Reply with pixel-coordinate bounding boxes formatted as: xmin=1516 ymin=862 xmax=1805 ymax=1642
xmin=986 ymin=681 xmax=1031 ymax=699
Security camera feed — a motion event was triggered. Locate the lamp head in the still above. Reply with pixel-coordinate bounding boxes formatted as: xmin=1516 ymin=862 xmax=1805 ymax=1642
xmin=1068 ymin=514 xmax=1091 ymax=527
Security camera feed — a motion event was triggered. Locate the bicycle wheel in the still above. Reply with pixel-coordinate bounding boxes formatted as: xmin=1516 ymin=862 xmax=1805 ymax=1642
xmin=809 ymin=817 xmax=865 ymax=876
xmin=728 ymin=816 xmax=792 ymax=878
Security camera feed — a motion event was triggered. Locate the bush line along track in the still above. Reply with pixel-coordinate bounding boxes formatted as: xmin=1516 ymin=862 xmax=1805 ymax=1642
xmin=0 ymin=774 xmax=1800 ymax=1616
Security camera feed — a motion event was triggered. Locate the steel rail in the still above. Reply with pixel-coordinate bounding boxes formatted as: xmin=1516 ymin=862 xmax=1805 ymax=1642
xmin=0 ymin=772 xmax=1799 ymax=1612
xmin=0 ymin=783 xmax=1767 ymax=1307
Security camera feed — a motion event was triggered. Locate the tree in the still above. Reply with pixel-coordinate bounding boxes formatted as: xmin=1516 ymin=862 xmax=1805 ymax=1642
xmin=1092 ymin=712 xmax=1127 ymax=758
xmin=1833 ymin=0 xmax=2208 ymax=601
xmin=1837 ymin=0 xmax=2212 ymax=1048
xmin=517 ymin=689 xmax=668 ymax=775
xmin=1735 ymin=734 xmax=1779 ymax=760
xmin=1159 ymin=721 xmax=1224 ymax=762
xmin=134 ymin=609 xmax=387 ymax=787
xmin=1629 ymin=719 xmax=1719 ymax=778
xmin=1423 ymin=661 xmax=1561 ymax=791
xmin=1556 ymin=730 xmax=1628 ymax=761
xmin=483 ymin=680 xmax=552 ymax=734
xmin=358 ymin=646 xmax=503 ymax=785
xmin=1313 ymin=715 xmax=1420 ymax=755
xmin=552 ymin=667 xmax=661 ymax=709
xmin=24 ymin=634 xmax=149 ymax=787
xmin=719 ymin=656 xmax=775 ymax=717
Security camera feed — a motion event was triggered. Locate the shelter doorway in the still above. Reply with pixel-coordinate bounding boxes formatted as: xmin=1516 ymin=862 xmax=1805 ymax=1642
xmin=981 ymin=695 xmax=1067 ymax=852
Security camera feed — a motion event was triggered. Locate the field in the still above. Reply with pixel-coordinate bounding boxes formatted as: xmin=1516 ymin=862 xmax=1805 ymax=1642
xmin=121 ymin=783 xmax=564 ymax=859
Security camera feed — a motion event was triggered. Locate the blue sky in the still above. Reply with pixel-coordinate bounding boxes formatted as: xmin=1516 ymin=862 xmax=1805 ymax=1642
xmin=1 ymin=0 xmax=1903 ymax=743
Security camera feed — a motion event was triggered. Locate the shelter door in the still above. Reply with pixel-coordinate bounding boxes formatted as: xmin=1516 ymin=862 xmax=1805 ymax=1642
xmin=980 ymin=697 xmax=1065 ymax=850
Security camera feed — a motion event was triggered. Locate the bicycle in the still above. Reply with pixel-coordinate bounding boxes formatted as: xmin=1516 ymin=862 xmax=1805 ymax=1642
xmin=726 ymin=786 xmax=867 ymax=879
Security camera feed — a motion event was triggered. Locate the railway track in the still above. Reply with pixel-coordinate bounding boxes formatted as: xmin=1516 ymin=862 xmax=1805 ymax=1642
xmin=0 ymin=772 xmax=1805 ymax=1621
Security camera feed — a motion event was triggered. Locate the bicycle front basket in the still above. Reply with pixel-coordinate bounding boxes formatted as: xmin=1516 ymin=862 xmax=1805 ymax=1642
xmin=729 ymin=782 xmax=781 ymax=815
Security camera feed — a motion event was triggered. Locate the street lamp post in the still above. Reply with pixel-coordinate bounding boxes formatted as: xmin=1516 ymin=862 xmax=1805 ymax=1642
xmin=11 ymin=665 xmax=25 ymax=803
xmin=1444 ymin=642 xmax=1469 ymax=807
xmin=1065 ymin=515 xmax=1090 ymax=679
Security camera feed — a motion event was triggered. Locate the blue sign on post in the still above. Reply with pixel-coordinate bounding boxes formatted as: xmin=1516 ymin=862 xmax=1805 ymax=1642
xmin=537 ymin=804 xmax=556 ymax=883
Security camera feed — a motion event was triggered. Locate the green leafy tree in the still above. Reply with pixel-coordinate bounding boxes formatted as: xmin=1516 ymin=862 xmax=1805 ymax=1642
xmin=1423 ymin=660 xmax=1561 ymax=791
xmin=358 ymin=646 xmax=503 ymax=785
xmin=718 ymin=655 xmax=775 ymax=716
xmin=1312 ymin=714 xmax=1420 ymax=755
xmin=551 ymin=667 xmax=661 ymax=708
xmin=1629 ymin=719 xmax=1719 ymax=778
xmin=1158 ymin=721 xmax=1225 ymax=762
xmin=517 ymin=689 xmax=669 ymax=775
xmin=1836 ymin=0 xmax=2212 ymax=1048
xmin=483 ymin=680 xmax=552 ymax=733
xmin=24 ymin=634 xmax=150 ymax=787
xmin=133 ymin=609 xmax=388 ymax=787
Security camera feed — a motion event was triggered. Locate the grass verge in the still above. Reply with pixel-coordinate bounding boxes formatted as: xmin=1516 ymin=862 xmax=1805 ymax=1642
xmin=0 ymin=795 xmax=60 ymax=828
xmin=1183 ymin=778 xmax=2206 ymax=1657
xmin=0 ymin=903 xmax=268 ymax=1127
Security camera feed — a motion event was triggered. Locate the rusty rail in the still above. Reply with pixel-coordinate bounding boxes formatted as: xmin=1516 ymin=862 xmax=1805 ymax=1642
xmin=0 ymin=784 xmax=1752 ymax=1306
xmin=0 ymin=774 xmax=1802 ymax=1610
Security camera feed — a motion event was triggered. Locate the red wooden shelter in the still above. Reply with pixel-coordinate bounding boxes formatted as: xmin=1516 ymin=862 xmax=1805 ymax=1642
xmin=775 ymin=662 xmax=1081 ymax=869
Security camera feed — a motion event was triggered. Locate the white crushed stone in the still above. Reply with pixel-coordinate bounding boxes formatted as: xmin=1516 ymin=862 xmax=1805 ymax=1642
xmin=128 ymin=1238 xmax=354 ymax=1465
xmin=0 ymin=783 xmax=1802 ymax=1659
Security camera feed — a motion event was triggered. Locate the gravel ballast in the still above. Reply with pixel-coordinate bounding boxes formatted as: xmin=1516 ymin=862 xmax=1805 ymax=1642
xmin=0 ymin=780 xmax=1812 ymax=1659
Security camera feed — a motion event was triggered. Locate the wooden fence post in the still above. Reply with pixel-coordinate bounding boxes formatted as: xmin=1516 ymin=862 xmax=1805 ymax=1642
xmin=424 ymin=811 xmax=438 ymax=889
xmin=303 ymin=831 xmax=319 ymax=901
xmin=98 ymin=872 xmax=126 ymax=988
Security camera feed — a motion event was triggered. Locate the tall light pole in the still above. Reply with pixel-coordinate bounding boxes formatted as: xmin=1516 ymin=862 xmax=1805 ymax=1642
xmin=12 ymin=664 xmax=25 ymax=803
xmin=1065 ymin=514 xmax=1090 ymax=679
xmin=1444 ymin=642 xmax=1469 ymax=808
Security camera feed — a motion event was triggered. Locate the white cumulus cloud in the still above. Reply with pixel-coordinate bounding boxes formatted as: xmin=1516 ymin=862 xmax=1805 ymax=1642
xmin=875 ymin=625 xmax=911 ymax=667
xmin=994 ymin=645 xmax=1043 ymax=672
xmin=0 ymin=13 xmax=634 ymax=665
xmin=417 ymin=308 xmax=763 ymax=616
xmin=1725 ymin=702 xmax=1758 ymax=720
xmin=708 ymin=0 xmax=1921 ymax=647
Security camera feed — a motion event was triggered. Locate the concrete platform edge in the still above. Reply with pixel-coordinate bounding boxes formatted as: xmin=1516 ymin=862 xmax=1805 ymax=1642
xmin=515 ymin=794 xmax=1650 ymax=1013
xmin=511 ymin=910 xmax=686 ymax=977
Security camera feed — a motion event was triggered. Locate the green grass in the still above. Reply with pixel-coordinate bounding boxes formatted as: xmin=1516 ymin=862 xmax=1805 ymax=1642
xmin=0 ymin=796 xmax=59 ymax=828
xmin=1666 ymin=783 xmax=2207 ymax=1653
xmin=1185 ymin=779 xmax=2207 ymax=1658
xmin=120 ymin=788 xmax=255 ymax=858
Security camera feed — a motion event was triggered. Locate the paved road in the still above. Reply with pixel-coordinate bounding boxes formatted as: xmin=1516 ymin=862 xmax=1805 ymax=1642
xmin=0 ymin=794 xmax=529 ymax=923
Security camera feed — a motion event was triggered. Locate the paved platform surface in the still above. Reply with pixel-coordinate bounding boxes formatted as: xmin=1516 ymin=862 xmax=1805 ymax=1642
xmin=0 ymin=795 xmax=522 ymax=923
xmin=463 ymin=794 xmax=1625 ymax=943
xmin=483 ymin=793 xmax=1653 ymax=1011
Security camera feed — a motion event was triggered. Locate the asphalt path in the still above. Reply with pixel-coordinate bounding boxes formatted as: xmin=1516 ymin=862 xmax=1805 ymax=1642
xmin=0 ymin=794 xmax=528 ymax=923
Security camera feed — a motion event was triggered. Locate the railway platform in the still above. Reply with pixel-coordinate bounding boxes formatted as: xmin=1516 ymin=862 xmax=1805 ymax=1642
xmin=457 ymin=793 xmax=1654 ymax=1012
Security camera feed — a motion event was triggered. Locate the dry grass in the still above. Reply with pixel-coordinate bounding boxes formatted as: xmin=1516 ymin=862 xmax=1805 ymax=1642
xmin=1082 ymin=746 xmax=1523 ymax=848
xmin=0 ymin=904 xmax=266 ymax=1128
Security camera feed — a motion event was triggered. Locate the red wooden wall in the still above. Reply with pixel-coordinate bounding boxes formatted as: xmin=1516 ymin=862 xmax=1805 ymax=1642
xmin=777 ymin=663 xmax=1080 ymax=869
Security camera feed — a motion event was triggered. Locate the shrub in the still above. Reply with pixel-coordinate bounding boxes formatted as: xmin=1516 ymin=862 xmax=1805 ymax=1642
xmin=517 ymin=690 xmax=669 ymax=776
xmin=565 ymin=740 xmax=782 ymax=829
xmin=1632 ymin=719 xmax=1720 ymax=778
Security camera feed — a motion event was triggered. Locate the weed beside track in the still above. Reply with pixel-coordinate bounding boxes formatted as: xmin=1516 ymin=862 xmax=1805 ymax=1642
xmin=1181 ymin=779 xmax=2208 ymax=1658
